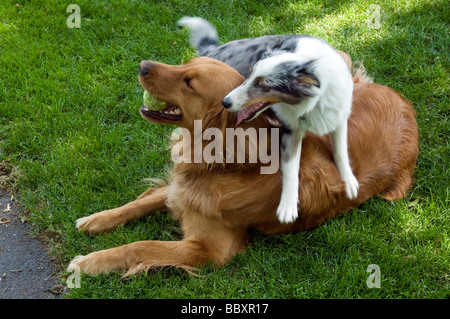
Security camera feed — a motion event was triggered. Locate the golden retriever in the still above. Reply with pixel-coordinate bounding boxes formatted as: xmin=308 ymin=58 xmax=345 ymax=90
xmin=68 ymin=56 xmax=418 ymax=275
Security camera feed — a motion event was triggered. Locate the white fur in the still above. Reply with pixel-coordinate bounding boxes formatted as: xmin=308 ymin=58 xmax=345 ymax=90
xmin=177 ymin=17 xmax=218 ymax=51
xmin=225 ymin=37 xmax=359 ymax=223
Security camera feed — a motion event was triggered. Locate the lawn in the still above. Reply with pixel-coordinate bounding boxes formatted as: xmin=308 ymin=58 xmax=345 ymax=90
xmin=0 ymin=0 xmax=448 ymax=299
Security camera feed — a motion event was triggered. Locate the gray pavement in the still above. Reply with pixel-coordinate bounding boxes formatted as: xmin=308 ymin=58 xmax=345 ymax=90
xmin=0 ymin=189 xmax=62 ymax=299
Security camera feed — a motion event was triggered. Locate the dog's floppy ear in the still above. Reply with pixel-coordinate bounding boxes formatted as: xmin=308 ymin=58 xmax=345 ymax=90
xmin=291 ymin=60 xmax=320 ymax=97
xmin=272 ymin=59 xmax=320 ymax=99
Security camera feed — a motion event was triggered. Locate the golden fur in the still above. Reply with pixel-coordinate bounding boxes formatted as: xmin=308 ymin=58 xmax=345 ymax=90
xmin=68 ymin=56 xmax=418 ymax=275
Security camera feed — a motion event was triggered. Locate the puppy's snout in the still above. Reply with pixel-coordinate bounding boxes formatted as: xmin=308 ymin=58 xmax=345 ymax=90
xmin=139 ymin=60 xmax=151 ymax=76
xmin=222 ymin=96 xmax=232 ymax=109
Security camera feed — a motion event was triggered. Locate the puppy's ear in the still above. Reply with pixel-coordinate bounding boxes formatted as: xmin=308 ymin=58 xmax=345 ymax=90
xmin=292 ymin=60 xmax=320 ymax=97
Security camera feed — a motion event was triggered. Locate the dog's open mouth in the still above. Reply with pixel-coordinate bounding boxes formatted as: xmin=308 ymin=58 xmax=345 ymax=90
xmin=140 ymin=102 xmax=183 ymax=122
xmin=236 ymin=101 xmax=272 ymax=126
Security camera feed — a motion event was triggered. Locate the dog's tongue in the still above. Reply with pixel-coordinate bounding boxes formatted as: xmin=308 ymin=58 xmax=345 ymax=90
xmin=236 ymin=102 xmax=265 ymax=126
xmin=236 ymin=109 xmax=252 ymax=126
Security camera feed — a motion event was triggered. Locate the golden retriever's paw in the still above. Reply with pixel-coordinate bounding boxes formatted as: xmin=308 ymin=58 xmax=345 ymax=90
xmin=67 ymin=255 xmax=85 ymax=272
xmin=76 ymin=215 xmax=103 ymax=234
xmin=276 ymin=198 xmax=299 ymax=224
xmin=67 ymin=255 xmax=94 ymax=275
xmin=67 ymin=252 xmax=113 ymax=275
xmin=76 ymin=210 xmax=120 ymax=234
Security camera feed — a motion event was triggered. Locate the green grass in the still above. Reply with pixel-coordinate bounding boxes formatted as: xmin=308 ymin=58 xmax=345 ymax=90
xmin=0 ymin=0 xmax=448 ymax=299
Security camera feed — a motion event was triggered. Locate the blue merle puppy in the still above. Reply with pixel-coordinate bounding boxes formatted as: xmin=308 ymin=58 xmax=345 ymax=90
xmin=178 ymin=17 xmax=358 ymax=224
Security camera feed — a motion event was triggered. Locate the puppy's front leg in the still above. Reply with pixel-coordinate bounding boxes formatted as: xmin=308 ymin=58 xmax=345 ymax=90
xmin=330 ymin=121 xmax=359 ymax=199
xmin=277 ymin=129 xmax=304 ymax=224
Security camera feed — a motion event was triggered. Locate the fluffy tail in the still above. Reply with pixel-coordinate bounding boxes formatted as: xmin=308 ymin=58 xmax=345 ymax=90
xmin=352 ymin=62 xmax=373 ymax=84
xmin=177 ymin=16 xmax=220 ymax=56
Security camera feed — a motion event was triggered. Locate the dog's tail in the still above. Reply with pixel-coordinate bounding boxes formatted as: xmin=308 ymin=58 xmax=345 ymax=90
xmin=352 ymin=62 xmax=373 ymax=84
xmin=177 ymin=17 xmax=220 ymax=56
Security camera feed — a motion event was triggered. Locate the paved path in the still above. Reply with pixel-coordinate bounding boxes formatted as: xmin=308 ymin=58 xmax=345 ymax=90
xmin=0 ymin=189 xmax=62 ymax=299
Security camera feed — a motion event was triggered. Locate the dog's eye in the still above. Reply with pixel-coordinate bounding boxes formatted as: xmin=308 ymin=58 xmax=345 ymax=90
xmin=184 ymin=78 xmax=194 ymax=90
xmin=254 ymin=77 xmax=270 ymax=92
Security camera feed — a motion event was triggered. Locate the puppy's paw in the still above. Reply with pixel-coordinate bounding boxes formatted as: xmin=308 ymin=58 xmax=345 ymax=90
xmin=276 ymin=198 xmax=299 ymax=224
xmin=344 ymin=174 xmax=359 ymax=199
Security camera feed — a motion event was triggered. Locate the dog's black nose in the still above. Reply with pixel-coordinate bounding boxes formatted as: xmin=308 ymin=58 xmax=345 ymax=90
xmin=222 ymin=97 xmax=232 ymax=109
xmin=139 ymin=60 xmax=151 ymax=76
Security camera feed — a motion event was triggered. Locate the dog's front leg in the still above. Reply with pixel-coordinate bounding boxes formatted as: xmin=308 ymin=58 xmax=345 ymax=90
xmin=69 ymin=214 xmax=248 ymax=275
xmin=277 ymin=129 xmax=305 ymax=223
xmin=330 ymin=121 xmax=359 ymax=199
xmin=76 ymin=186 xmax=168 ymax=234
xmin=68 ymin=239 xmax=206 ymax=275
